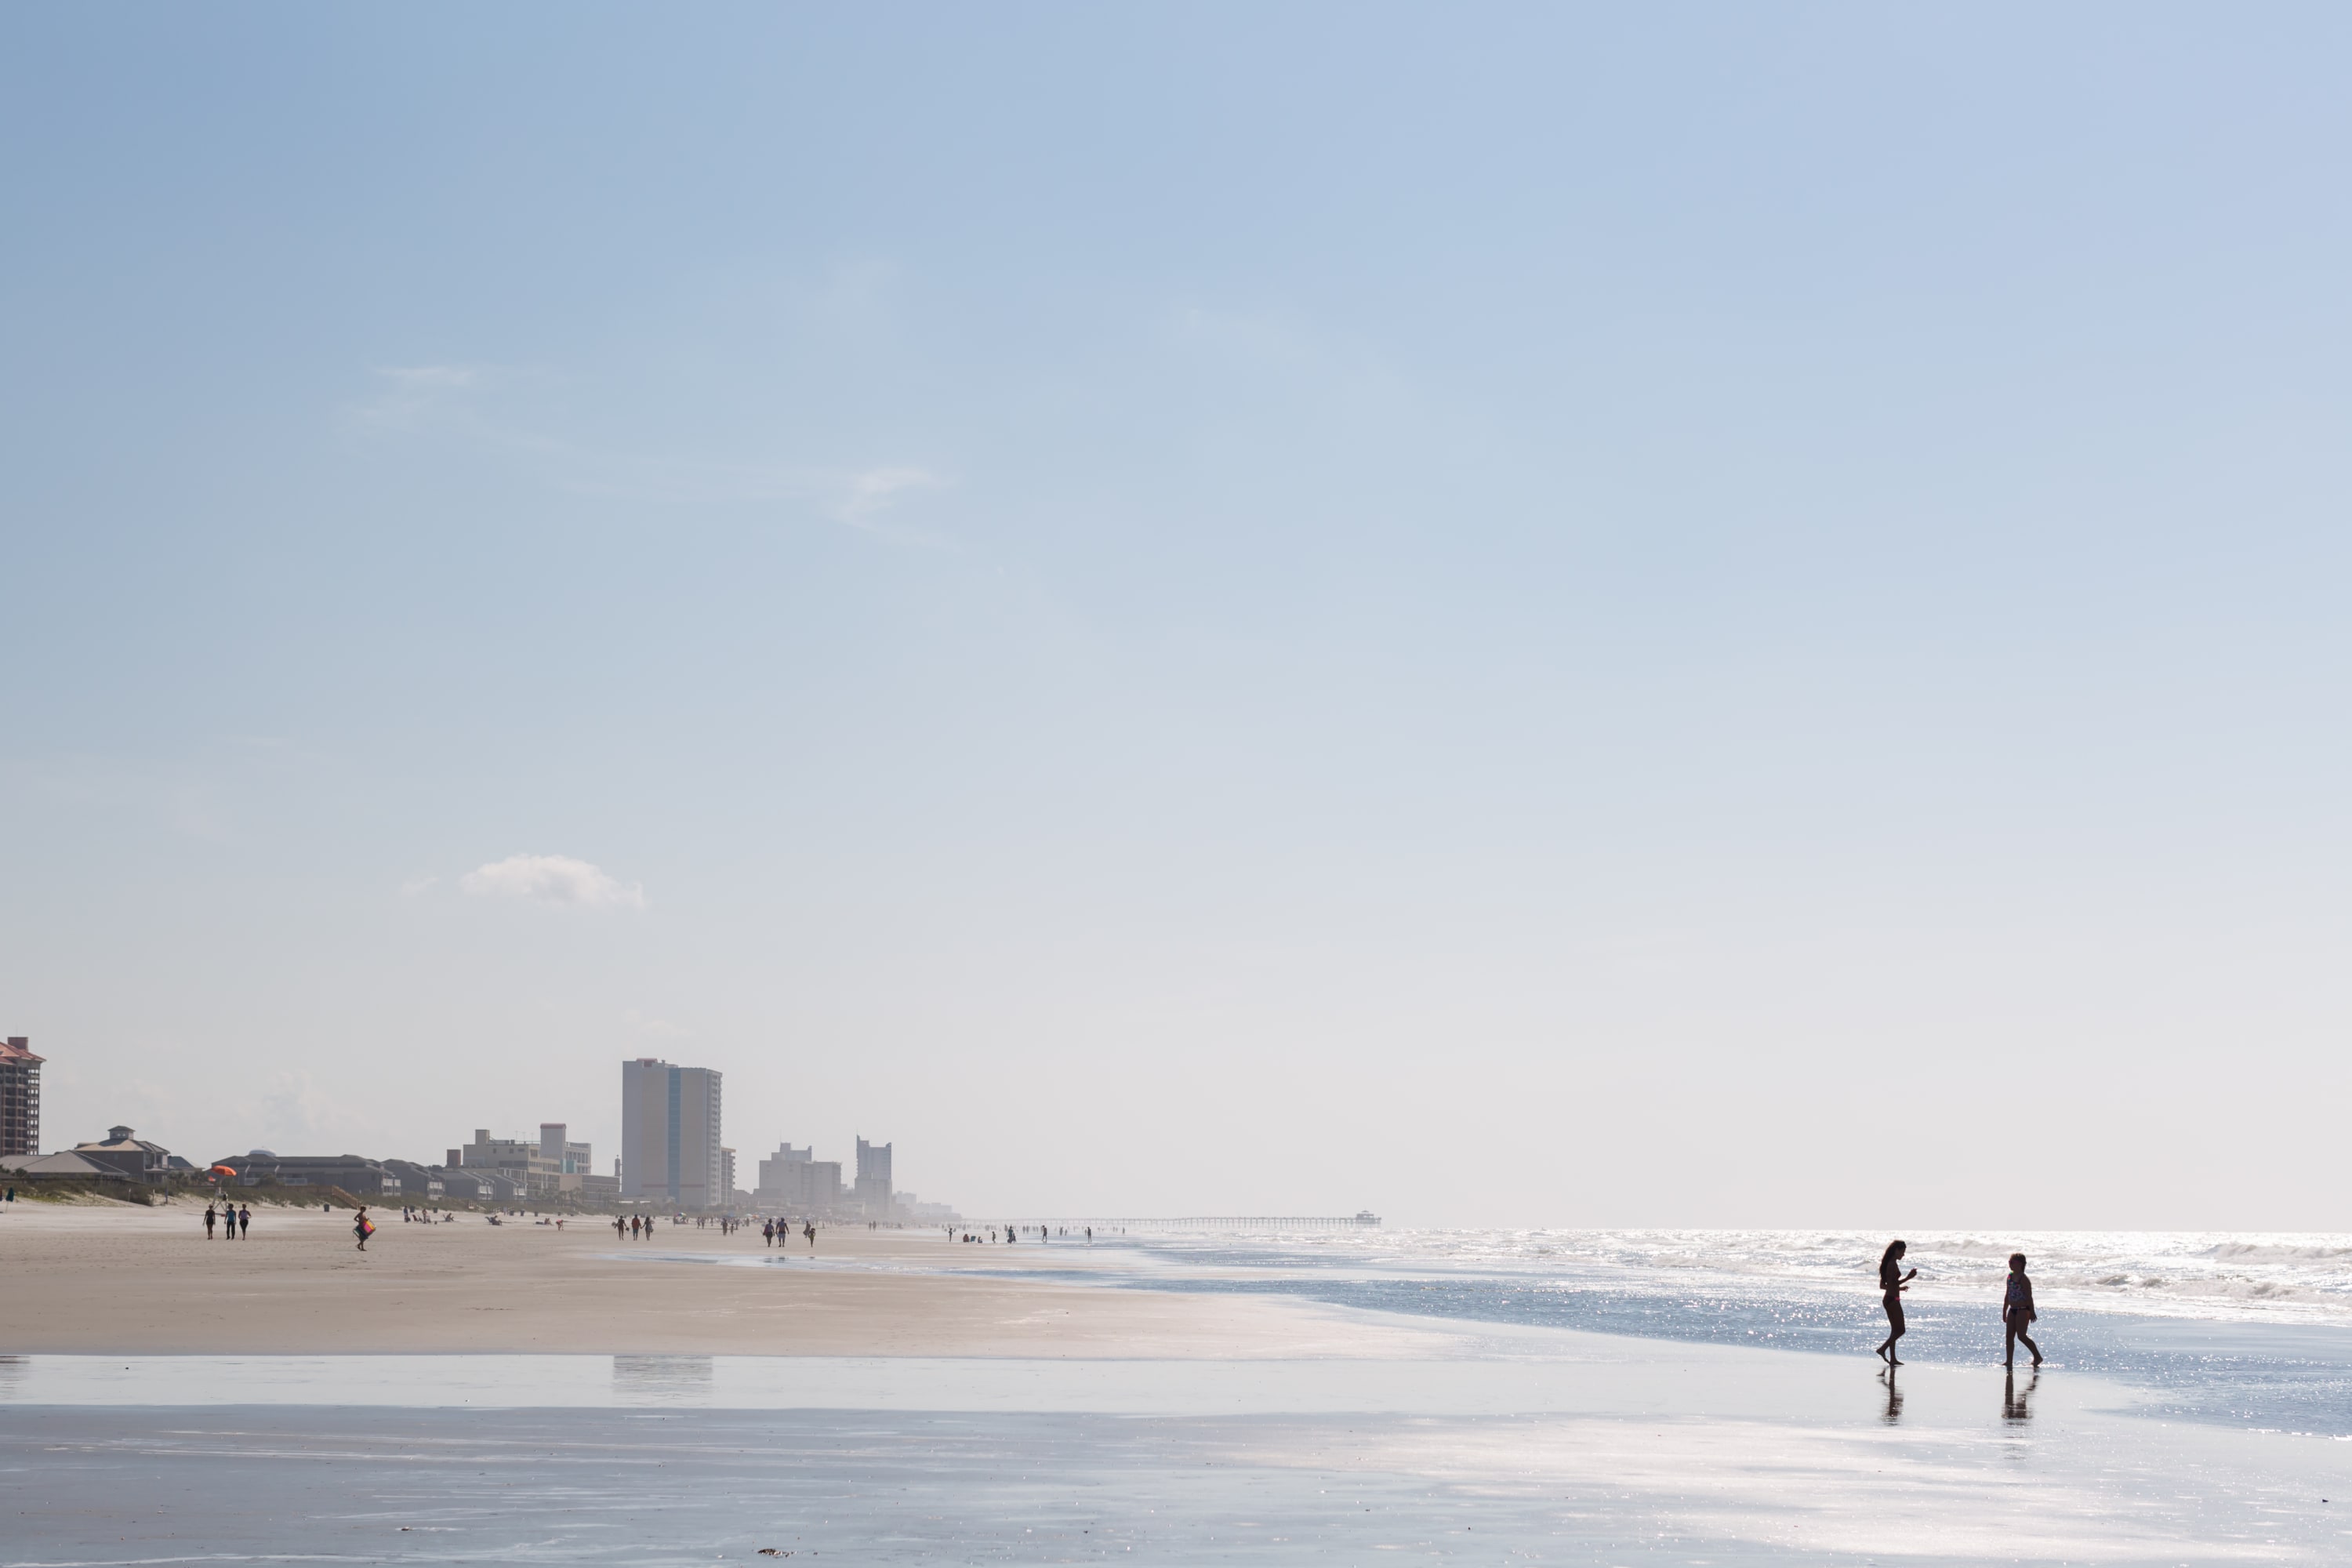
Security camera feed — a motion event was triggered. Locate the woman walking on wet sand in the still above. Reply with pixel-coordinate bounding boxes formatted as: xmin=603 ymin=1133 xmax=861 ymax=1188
xmin=1875 ymin=1240 xmax=1916 ymax=1363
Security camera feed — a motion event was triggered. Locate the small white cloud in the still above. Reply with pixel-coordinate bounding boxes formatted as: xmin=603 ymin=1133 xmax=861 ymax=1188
xmin=350 ymin=363 xmax=507 ymax=434
xmin=376 ymin=364 xmax=481 ymax=389
xmin=400 ymin=873 xmax=440 ymax=898
xmin=841 ymin=464 xmax=943 ymax=520
xmin=460 ymin=854 xmax=644 ymax=909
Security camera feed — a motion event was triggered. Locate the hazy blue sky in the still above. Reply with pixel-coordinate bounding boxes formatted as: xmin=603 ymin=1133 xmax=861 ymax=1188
xmin=5 ymin=5 xmax=2350 ymax=1226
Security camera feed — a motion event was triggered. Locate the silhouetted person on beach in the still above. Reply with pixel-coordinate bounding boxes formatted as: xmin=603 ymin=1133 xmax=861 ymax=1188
xmin=354 ymin=1207 xmax=373 ymax=1251
xmin=804 ymin=1220 xmax=815 ymax=1249
xmin=203 ymin=1203 xmax=216 ymax=1240
xmin=238 ymin=1205 xmax=251 ymax=1237
xmin=2003 ymin=1253 xmax=2042 ymax=1367
xmin=1874 ymin=1240 xmax=1915 ymax=1363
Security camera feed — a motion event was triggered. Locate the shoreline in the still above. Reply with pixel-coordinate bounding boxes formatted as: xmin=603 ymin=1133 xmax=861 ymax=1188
xmin=12 ymin=1206 xmax=2350 ymax=1563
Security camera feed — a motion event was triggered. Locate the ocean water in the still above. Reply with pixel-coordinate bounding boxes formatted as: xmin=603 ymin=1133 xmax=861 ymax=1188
xmin=1091 ymin=1228 xmax=2352 ymax=1435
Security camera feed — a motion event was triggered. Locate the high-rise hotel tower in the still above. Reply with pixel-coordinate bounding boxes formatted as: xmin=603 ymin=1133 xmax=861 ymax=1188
xmin=0 ymin=1036 xmax=41 ymax=1159
xmin=619 ymin=1058 xmax=724 ymax=1209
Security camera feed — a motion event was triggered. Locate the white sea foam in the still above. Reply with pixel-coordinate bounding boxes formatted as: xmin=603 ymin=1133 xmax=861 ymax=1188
xmin=1144 ymin=1228 xmax=2352 ymax=1326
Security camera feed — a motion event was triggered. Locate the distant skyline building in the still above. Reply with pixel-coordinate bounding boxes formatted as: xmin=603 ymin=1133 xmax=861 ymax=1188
xmin=620 ymin=1058 xmax=724 ymax=1209
xmin=757 ymin=1141 xmax=813 ymax=1184
xmin=855 ymin=1135 xmax=893 ymax=1218
xmin=539 ymin=1123 xmax=592 ymax=1174
xmin=459 ymin=1124 xmax=606 ymax=1199
xmin=0 ymin=1036 xmax=40 ymax=1158
xmin=753 ymin=1141 xmax=839 ymax=1210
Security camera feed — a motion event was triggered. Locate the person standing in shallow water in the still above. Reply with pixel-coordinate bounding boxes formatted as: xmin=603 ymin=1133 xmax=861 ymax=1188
xmin=1874 ymin=1240 xmax=1916 ymax=1363
xmin=2003 ymin=1252 xmax=2043 ymax=1367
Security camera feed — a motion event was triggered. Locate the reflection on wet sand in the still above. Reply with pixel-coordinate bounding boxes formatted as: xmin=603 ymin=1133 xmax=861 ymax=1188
xmin=614 ymin=1354 xmax=714 ymax=1402
xmin=2003 ymin=1370 xmax=2037 ymax=1425
xmin=1878 ymin=1366 xmax=1902 ymax=1424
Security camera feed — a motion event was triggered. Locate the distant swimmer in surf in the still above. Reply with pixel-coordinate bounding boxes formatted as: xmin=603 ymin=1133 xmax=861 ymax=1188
xmin=1874 ymin=1240 xmax=1916 ymax=1363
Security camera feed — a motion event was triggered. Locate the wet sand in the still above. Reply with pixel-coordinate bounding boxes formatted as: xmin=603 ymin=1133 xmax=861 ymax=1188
xmin=0 ymin=1199 xmax=1444 ymax=1357
xmin=5 ymin=1345 xmax=2342 ymax=1564
xmin=8 ymin=1203 xmax=2349 ymax=1564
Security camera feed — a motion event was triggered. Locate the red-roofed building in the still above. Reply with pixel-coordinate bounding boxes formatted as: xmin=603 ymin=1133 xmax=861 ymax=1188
xmin=0 ymin=1036 xmax=41 ymax=1159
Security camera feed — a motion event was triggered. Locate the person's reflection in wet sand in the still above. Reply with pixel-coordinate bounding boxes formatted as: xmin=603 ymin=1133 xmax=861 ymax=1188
xmin=1878 ymin=1365 xmax=1903 ymax=1424
xmin=2003 ymin=1369 xmax=2037 ymax=1425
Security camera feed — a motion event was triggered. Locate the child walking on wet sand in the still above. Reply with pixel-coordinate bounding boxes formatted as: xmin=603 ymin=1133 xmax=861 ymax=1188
xmin=2004 ymin=1252 xmax=2042 ymax=1367
xmin=1874 ymin=1240 xmax=1915 ymax=1363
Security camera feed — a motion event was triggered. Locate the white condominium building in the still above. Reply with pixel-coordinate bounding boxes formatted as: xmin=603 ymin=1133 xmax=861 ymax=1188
xmin=619 ymin=1058 xmax=724 ymax=1209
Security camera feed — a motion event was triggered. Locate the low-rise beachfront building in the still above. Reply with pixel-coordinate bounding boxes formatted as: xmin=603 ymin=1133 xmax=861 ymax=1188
xmin=380 ymin=1159 xmax=447 ymax=1199
xmin=215 ymin=1152 xmax=396 ymax=1196
xmin=0 ymin=1150 xmax=122 ymax=1181
xmin=436 ymin=1167 xmax=523 ymax=1202
xmin=71 ymin=1126 xmax=181 ymax=1182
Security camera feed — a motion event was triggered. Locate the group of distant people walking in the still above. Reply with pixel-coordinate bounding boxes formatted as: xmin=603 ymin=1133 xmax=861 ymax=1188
xmin=948 ymin=1225 xmax=1089 ymax=1244
xmin=1875 ymin=1240 xmax=2041 ymax=1367
xmin=759 ymin=1218 xmax=816 ymax=1248
xmin=201 ymin=1203 xmax=250 ymax=1239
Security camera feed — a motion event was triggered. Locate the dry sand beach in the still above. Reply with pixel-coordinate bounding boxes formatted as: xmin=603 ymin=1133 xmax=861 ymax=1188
xmin=0 ymin=1198 xmax=1437 ymax=1357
